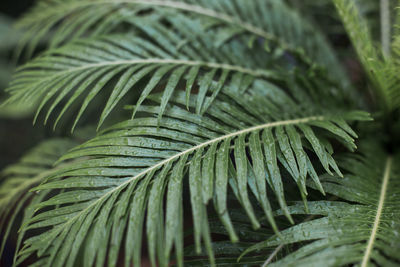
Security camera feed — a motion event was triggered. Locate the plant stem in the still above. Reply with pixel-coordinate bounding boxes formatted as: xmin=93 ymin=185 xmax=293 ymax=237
xmin=380 ymin=0 xmax=391 ymax=58
xmin=361 ymin=156 xmax=392 ymax=267
xmin=262 ymin=244 xmax=284 ymax=267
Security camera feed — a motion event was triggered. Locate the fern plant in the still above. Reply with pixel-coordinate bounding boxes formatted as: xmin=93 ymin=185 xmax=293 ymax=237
xmin=0 ymin=0 xmax=399 ymax=266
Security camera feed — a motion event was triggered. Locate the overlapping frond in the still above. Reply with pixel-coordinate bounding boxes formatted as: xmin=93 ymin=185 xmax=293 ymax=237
xmin=16 ymin=83 xmax=370 ymax=267
xmin=333 ymin=0 xmax=400 ymax=110
xmin=395 ymin=2 xmax=400 ymax=38
xmin=242 ymin=141 xmax=400 ymax=266
xmin=5 ymin=23 xmax=288 ymax=131
xmin=389 ymin=34 xmax=400 ymax=108
xmin=182 ymin=186 xmax=303 ymax=266
xmin=183 ymin=207 xmax=281 ymax=267
xmin=0 ymin=138 xmax=79 ymax=262
xmin=386 ymin=3 xmax=400 ymax=109
xmin=287 ymin=0 xmax=379 ymax=39
xmin=15 ymin=0 xmax=352 ymax=93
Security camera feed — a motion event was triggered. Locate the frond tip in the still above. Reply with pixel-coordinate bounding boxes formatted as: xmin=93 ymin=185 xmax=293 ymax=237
xmin=16 ymin=85 xmax=370 ymax=267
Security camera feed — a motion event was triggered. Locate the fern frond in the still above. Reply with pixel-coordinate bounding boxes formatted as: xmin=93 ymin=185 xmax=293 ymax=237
xmin=0 ymin=138 xmax=79 ymax=262
xmin=16 ymin=84 xmax=370 ymax=266
xmin=242 ymin=141 xmax=400 ymax=267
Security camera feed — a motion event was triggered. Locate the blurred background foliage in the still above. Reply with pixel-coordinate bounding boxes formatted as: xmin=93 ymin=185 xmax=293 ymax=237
xmin=0 ymin=0 xmax=39 ymax=170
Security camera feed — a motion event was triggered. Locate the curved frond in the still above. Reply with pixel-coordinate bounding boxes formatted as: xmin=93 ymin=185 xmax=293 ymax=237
xmin=16 ymin=0 xmax=351 ymax=93
xmin=182 ymin=187 xmax=301 ymax=266
xmin=4 ymin=28 xmax=288 ymax=131
xmin=0 ymin=138 xmax=79 ymax=262
xmin=16 ymin=84 xmax=370 ymax=266
xmin=183 ymin=209 xmax=278 ymax=267
xmin=333 ymin=0 xmax=400 ymax=110
xmin=243 ymin=141 xmax=400 ymax=267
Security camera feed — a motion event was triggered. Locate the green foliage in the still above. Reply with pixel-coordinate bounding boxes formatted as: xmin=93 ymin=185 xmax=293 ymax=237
xmin=0 ymin=0 xmax=399 ymax=267
xmin=0 ymin=139 xmax=79 ymax=263
xmin=14 ymin=0 xmax=352 ymax=92
xmin=5 ymin=0 xmax=355 ymax=131
xmin=5 ymin=30 xmax=279 ymax=131
xmin=15 ymin=86 xmax=369 ymax=266
xmin=242 ymin=142 xmax=400 ymax=266
xmin=333 ymin=0 xmax=400 ymax=110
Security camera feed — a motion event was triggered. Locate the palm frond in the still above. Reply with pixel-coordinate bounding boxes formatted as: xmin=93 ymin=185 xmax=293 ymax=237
xmin=242 ymin=140 xmax=400 ymax=267
xmin=394 ymin=2 xmax=400 ymax=38
xmin=183 ymin=212 xmax=278 ymax=267
xmin=287 ymin=0 xmax=380 ymax=39
xmin=333 ymin=0 xmax=400 ymax=110
xmin=15 ymin=84 xmax=370 ymax=267
xmin=15 ymin=0 xmax=352 ymax=93
xmin=390 ymin=34 xmax=400 ymax=109
xmin=0 ymin=138 xmax=79 ymax=262
xmin=1 ymin=1 xmax=398 ymax=267
xmin=3 ymin=25 xmax=291 ymax=131
xmin=182 ymin=183 xmax=302 ymax=266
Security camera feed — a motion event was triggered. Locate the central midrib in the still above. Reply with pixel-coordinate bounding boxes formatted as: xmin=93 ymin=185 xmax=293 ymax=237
xmin=28 ymin=58 xmax=276 ymax=82
xmin=33 ymin=0 xmax=282 ymax=47
xmin=49 ymin=115 xmax=324 ymax=231
xmin=361 ymin=156 xmax=392 ymax=267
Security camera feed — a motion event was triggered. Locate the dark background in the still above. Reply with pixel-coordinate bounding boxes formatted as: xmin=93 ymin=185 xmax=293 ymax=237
xmin=0 ymin=0 xmax=33 ymax=18
xmin=0 ymin=0 xmax=41 ymax=171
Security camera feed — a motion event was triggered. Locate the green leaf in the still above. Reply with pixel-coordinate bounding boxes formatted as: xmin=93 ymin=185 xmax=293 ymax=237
xmin=5 ymin=32 xmax=276 ymax=130
xmin=15 ymin=85 xmax=368 ymax=266
xmin=332 ymin=0 xmax=400 ymax=110
xmin=243 ymin=141 xmax=400 ymax=267
xmin=0 ymin=138 xmax=79 ymax=261
xmin=15 ymin=0 xmax=351 ymax=96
